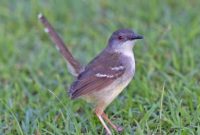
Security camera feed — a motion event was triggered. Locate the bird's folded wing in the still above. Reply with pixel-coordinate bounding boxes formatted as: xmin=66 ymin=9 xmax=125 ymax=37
xmin=69 ymin=51 xmax=126 ymax=99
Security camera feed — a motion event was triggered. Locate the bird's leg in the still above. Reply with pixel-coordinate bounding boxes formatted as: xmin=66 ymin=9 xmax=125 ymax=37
xmin=102 ymin=112 xmax=123 ymax=132
xmin=95 ymin=108 xmax=112 ymax=135
xmin=97 ymin=115 xmax=112 ymax=135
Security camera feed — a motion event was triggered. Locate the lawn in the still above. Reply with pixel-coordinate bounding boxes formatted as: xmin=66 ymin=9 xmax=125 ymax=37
xmin=0 ymin=0 xmax=200 ymax=134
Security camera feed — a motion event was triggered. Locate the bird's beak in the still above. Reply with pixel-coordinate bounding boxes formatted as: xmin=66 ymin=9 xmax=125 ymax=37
xmin=131 ymin=33 xmax=143 ymax=40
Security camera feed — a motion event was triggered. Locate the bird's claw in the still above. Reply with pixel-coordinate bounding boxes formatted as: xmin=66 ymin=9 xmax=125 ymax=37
xmin=116 ymin=126 xmax=123 ymax=132
xmin=106 ymin=131 xmax=112 ymax=135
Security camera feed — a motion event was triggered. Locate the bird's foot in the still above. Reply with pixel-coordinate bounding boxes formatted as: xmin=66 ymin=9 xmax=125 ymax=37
xmin=106 ymin=131 xmax=112 ymax=135
xmin=116 ymin=126 xmax=123 ymax=132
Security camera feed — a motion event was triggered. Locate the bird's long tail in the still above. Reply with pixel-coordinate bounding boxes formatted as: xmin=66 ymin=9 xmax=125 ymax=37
xmin=38 ymin=13 xmax=82 ymax=77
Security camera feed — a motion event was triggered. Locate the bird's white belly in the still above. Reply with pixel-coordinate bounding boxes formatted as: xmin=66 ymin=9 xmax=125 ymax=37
xmin=85 ymin=69 xmax=134 ymax=111
xmin=98 ymin=76 xmax=133 ymax=107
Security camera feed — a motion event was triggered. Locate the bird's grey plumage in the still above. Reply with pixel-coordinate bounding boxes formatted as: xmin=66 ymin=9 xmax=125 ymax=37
xmin=69 ymin=29 xmax=142 ymax=100
xmin=69 ymin=50 xmax=127 ymax=99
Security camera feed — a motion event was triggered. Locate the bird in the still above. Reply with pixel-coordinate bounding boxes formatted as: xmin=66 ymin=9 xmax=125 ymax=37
xmin=69 ymin=29 xmax=143 ymax=134
xmin=38 ymin=14 xmax=143 ymax=135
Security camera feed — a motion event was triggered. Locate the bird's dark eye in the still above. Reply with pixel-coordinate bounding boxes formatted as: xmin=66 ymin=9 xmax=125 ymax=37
xmin=118 ymin=36 xmax=123 ymax=40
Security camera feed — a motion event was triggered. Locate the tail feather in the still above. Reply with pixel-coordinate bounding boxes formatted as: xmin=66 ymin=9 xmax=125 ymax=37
xmin=38 ymin=13 xmax=83 ymax=76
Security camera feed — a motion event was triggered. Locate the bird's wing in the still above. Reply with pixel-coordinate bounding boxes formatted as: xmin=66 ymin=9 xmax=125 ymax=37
xmin=69 ymin=50 xmax=126 ymax=99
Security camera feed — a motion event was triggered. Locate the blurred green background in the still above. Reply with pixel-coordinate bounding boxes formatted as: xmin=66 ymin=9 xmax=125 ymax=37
xmin=0 ymin=0 xmax=200 ymax=134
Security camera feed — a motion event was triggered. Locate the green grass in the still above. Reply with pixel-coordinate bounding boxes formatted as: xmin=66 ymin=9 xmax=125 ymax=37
xmin=0 ymin=0 xmax=200 ymax=134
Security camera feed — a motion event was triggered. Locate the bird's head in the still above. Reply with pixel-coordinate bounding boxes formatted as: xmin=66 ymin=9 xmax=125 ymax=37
xmin=108 ymin=29 xmax=143 ymax=50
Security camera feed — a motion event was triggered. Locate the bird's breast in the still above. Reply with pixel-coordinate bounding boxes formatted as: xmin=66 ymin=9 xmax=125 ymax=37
xmin=122 ymin=52 xmax=135 ymax=76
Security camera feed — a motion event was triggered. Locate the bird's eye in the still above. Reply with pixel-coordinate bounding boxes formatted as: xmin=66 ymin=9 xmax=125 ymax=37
xmin=118 ymin=36 xmax=123 ymax=40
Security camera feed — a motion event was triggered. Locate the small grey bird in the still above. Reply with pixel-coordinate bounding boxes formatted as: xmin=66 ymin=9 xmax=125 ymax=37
xmin=69 ymin=29 xmax=143 ymax=134
xmin=38 ymin=15 xmax=143 ymax=134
